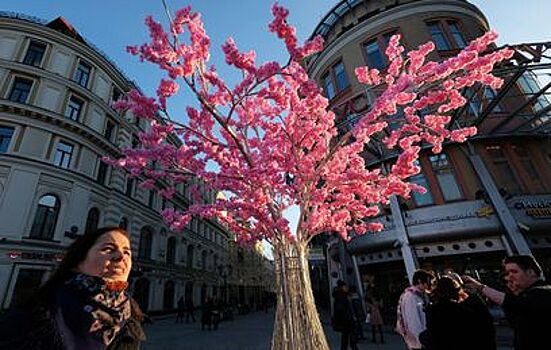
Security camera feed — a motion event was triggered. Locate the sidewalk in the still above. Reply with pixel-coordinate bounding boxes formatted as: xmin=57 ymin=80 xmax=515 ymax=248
xmin=142 ymin=309 xmax=513 ymax=349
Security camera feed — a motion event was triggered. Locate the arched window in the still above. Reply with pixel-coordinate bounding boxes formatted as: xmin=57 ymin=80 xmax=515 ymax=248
xmin=30 ymin=194 xmax=60 ymax=240
xmin=138 ymin=227 xmax=153 ymax=259
xmin=166 ymin=236 xmax=176 ymax=264
xmin=119 ymin=217 xmax=128 ymax=230
xmin=163 ymin=281 xmax=175 ymax=309
xmin=133 ymin=278 xmax=150 ymax=312
xmin=85 ymin=207 xmax=100 ymax=234
xmin=186 ymin=245 xmax=194 ymax=268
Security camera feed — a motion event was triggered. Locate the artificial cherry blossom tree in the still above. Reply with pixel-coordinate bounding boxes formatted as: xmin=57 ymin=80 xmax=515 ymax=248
xmin=109 ymin=4 xmax=512 ymax=349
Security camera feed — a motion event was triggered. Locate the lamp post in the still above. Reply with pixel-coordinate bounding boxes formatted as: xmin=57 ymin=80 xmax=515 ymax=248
xmin=217 ymin=264 xmax=232 ymax=304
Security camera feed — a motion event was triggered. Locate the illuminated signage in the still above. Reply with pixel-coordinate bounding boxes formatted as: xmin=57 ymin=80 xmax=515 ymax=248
xmin=513 ymin=199 xmax=551 ymax=218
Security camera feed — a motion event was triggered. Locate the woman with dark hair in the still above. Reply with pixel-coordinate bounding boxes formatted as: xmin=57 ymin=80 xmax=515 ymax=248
xmin=419 ymin=276 xmax=495 ymax=350
xmin=0 ymin=227 xmax=146 ymax=350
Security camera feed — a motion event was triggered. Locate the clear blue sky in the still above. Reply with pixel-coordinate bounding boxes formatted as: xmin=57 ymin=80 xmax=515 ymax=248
xmin=2 ymin=0 xmax=549 ymax=99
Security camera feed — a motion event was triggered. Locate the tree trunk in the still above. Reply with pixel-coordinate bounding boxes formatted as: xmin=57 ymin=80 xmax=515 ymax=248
xmin=271 ymin=237 xmax=329 ymax=350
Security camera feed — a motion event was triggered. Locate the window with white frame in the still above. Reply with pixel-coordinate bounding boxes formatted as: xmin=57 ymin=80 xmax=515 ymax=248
xmin=65 ymin=95 xmax=84 ymax=121
xmin=74 ymin=60 xmax=92 ymax=88
xmin=30 ymin=194 xmax=60 ymax=240
xmin=9 ymin=78 xmax=33 ymax=104
xmin=23 ymin=41 xmax=47 ymax=67
xmin=0 ymin=126 xmax=15 ymax=153
xmin=53 ymin=141 xmax=74 ymax=169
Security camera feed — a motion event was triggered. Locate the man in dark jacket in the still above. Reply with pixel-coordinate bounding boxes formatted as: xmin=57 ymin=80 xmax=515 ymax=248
xmin=332 ymin=280 xmax=359 ymax=350
xmin=464 ymin=255 xmax=551 ymax=350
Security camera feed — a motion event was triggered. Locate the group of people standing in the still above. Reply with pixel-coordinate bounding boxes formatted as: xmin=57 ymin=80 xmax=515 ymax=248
xmin=333 ymin=254 xmax=551 ymax=350
xmin=396 ymin=255 xmax=551 ymax=350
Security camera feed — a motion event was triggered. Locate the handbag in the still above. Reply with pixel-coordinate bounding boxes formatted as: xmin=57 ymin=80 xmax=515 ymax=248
xmin=364 ymin=312 xmax=371 ymax=324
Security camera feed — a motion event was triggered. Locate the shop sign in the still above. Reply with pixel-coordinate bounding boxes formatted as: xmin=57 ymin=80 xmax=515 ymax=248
xmin=7 ymin=250 xmax=63 ymax=261
xmin=513 ymin=199 xmax=551 ymax=218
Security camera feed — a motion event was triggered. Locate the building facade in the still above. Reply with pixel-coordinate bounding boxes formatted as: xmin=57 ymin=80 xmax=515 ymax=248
xmin=305 ymin=0 xmax=551 ymax=306
xmin=0 ymin=12 xmax=273 ymax=313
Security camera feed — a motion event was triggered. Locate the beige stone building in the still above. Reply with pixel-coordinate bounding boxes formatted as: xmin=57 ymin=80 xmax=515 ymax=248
xmin=0 ymin=12 xmax=273 ymax=313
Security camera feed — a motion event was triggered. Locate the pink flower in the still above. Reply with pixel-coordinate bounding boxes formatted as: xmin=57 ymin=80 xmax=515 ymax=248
xmin=109 ymin=5 xmax=511 ymax=245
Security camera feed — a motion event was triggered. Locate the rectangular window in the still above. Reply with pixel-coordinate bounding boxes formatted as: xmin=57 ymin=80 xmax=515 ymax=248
xmin=364 ymin=39 xmax=386 ymax=70
xmin=96 ymin=160 xmax=108 ymax=185
xmin=126 ymin=177 xmax=134 ymax=196
xmin=53 ymin=141 xmax=74 ymax=169
xmin=74 ymin=60 xmax=91 ymax=88
xmin=111 ymin=87 xmax=122 ymax=103
xmin=428 ymin=22 xmax=451 ymax=51
xmin=465 ymin=88 xmax=481 ymax=116
xmin=429 ymin=154 xmax=462 ymax=201
xmin=9 ymin=269 xmax=45 ymax=308
xmin=9 ymin=78 xmax=33 ymax=104
xmin=447 ymin=21 xmax=467 ymax=48
xmin=0 ymin=126 xmax=15 ymax=153
xmin=132 ymin=135 xmax=140 ymax=148
xmin=485 ymin=145 xmax=521 ymax=194
xmin=65 ymin=95 xmax=84 ymax=121
xmin=104 ymin=119 xmax=116 ymax=142
xmin=322 ymin=73 xmax=335 ymax=100
xmin=482 ymin=87 xmax=504 ymax=113
xmin=148 ymin=190 xmax=155 ymax=208
xmin=410 ymin=160 xmax=434 ymax=206
xmin=517 ymin=72 xmax=551 ymax=112
xmin=511 ymin=145 xmax=538 ymax=180
xmin=23 ymin=41 xmax=47 ymax=67
xmin=334 ymin=61 xmax=349 ymax=92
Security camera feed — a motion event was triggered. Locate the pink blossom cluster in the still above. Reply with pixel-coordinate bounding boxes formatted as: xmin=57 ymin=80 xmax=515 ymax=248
xmin=109 ymin=4 xmax=512 ymax=245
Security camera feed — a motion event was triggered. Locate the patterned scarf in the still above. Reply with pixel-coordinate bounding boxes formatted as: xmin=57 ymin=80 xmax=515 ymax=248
xmin=64 ymin=273 xmax=131 ymax=346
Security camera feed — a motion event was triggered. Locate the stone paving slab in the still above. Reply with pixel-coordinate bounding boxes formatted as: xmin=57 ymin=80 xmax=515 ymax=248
xmin=142 ymin=310 xmax=513 ymax=350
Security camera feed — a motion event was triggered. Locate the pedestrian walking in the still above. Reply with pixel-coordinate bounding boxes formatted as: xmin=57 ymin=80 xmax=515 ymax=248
xmin=332 ymin=280 xmax=359 ymax=350
xmin=201 ymin=297 xmax=213 ymax=331
xmin=419 ymin=275 xmax=495 ymax=350
xmin=0 ymin=227 xmax=146 ymax=350
xmin=463 ymin=255 xmax=551 ymax=350
xmin=396 ymin=269 xmax=435 ymax=350
xmin=365 ymin=291 xmax=384 ymax=344
xmin=176 ymin=296 xmax=185 ymax=323
xmin=211 ymin=297 xmax=221 ymax=331
xmin=185 ymin=297 xmax=196 ymax=323
xmin=349 ymin=286 xmax=366 ymax=341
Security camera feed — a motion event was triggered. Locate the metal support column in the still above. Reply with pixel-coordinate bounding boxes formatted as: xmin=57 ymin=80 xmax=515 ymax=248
xmin=467 ymin=144 xmax=533 ymax=256
xmin=389 ymin=195 xmax=419 ymax=282
xmin=351 ymin=255 xmax=367 ymax=315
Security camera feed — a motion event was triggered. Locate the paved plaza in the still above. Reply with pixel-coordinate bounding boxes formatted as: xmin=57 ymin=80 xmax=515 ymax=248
xmin=142 ymin=310 xmax=514 ymax=350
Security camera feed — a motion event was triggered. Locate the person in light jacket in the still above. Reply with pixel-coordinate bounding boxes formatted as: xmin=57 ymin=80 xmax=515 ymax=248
xmin=396 ymin=269 xmax=435 ymax=350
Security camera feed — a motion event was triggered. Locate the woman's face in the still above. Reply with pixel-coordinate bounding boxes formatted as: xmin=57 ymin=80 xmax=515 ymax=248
xmin=77 ymin=231 xmax=132 ymax=282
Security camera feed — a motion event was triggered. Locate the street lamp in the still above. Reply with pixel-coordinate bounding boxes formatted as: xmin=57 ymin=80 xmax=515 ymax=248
xmin=217 ymin=264 xmax=233 ymax=304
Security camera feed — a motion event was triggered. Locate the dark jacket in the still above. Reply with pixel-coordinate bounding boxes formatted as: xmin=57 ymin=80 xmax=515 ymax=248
xmin=420 ymin=298 xmax=494 ymax=350
xmin=0 ymin=290 xmax=145 ymax=350
xmin=462 ymin=293 xmax=496 ymax=350
xmin=502 ymin=280 xmax=551 ymax=350
xmin=332 ymin=289 xmax=356 ymax=333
